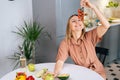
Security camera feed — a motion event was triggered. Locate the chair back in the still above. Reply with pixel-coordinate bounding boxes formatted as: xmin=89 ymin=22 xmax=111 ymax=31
xmin=95 ymin=47 xmax=109 ymax=65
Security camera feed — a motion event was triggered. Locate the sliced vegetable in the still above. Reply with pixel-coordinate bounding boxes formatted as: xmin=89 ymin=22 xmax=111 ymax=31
xmin=57 ymin=74 xmax=69 ymax=80
xmin=35 ymin=68 xmax=48 ymax=78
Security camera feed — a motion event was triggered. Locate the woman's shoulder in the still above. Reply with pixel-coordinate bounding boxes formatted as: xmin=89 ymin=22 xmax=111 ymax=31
xmin=60 ymin=38 xmax=71 ymax=46
xmin=61 ymin=38 xmax=66 ymax=42
xmin=84 ymin=28 xmax=97 ymax=39
xmin=60 ymin=38 xmax=67 ymax=44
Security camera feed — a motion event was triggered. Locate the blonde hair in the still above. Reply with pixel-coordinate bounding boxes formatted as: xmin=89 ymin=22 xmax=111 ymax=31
xmin=65 ymin=14 xmax=85 ymax=42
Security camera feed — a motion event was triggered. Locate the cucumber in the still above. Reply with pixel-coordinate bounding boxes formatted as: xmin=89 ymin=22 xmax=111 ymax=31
xmin=57 ymin=74 xmax=69 ymax=80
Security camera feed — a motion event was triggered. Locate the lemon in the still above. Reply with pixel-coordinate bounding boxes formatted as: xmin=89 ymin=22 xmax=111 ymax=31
xmin=28 ymin=63 xmax=35 ymax=72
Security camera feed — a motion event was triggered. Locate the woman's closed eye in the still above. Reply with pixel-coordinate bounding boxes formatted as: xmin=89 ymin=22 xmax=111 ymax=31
xmin=71 ymin=20 xmax=76 ymax=23
xmin=71 ymin=19 xmax=81 ymax=23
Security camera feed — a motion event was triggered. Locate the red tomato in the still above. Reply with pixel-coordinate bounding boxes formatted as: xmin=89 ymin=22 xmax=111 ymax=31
xmin=26 ymin=76 xmax=35 ymax=80
xmin=78 ymin=9 xmax=84 ymax=21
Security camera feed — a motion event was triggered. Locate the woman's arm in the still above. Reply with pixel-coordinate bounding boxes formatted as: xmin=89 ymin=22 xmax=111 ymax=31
xmin=91 ymin=5 xmax=110 ymax=38
xmin=81 ymin=0 xmax=110 ymax=38
xmin=54 ymin=39 xmax=69 ymax=77
xmin=54 ymin=60 xmax=64 ymax=77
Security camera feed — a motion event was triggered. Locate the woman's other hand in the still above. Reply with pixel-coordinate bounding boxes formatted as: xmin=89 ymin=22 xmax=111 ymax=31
xmin=54 ymin=72 xmax=58 ymax=78
xmin=54 ymin=60 xmax=64 ymax=77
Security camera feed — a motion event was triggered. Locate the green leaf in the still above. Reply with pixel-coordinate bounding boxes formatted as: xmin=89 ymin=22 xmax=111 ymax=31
xmin=12 ymin=60 xmax=20 ymax=70
xmin=114 ymin=3 xmax=119 ymax=8
xmin=106 ymin=1 xmax=119 ymax=8
xmin=109 ymin=1 xmax=114 ymax=7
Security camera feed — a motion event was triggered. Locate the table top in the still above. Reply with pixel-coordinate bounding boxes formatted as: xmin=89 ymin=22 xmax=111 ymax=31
xmin=1 ymin=63 xmax=104 ymax=80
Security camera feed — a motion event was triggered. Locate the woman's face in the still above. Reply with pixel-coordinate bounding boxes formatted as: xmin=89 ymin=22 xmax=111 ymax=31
xmin=69 ymin=16 xmax=84 ymax=32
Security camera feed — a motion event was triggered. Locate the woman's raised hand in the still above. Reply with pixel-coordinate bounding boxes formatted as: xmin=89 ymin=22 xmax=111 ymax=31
xmin=80 ymin=0 xmax=94 ymax=9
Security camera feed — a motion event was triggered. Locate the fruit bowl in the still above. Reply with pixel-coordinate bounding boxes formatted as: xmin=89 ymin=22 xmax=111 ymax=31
xmin=57 ymin=74 xmax=69 ymax=80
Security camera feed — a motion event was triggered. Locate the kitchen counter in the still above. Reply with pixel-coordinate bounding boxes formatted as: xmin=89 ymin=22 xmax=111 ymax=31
xmin=86 ymin=22 xmax=120 ymax=31
xmin=110 ymin=22 xmax=120 ymax=26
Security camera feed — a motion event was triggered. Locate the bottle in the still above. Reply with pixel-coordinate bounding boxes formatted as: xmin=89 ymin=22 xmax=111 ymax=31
xmin=20 ymin=50 xmax=26 ymax=68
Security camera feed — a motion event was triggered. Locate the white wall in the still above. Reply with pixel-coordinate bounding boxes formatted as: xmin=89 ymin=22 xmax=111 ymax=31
xmin=0 ymin=0 xmax=32 ymax=78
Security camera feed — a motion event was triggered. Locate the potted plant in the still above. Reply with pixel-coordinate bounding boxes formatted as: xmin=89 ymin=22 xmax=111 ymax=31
xmin=8 ymin=21 xmax=51 ymax=69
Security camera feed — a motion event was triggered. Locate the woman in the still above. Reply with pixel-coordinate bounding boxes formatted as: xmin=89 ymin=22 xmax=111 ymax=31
xmin=54 ymin=0 xmax=110 ymax=79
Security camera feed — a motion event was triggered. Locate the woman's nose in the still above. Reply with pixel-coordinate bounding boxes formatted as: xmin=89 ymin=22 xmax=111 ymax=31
xmin=76 ymin=21 xmax=80 ymax=25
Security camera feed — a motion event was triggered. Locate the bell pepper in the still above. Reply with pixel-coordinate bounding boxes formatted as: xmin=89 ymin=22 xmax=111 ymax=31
xmin=15 ymin=72 xmax=26 ymax=80
xmin=26 ymin=76 xmax=35 ymax=80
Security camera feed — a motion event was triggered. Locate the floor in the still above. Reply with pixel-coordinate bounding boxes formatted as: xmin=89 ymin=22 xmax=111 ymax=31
xmin=105 ymin=59 xmax=120 ymax=80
